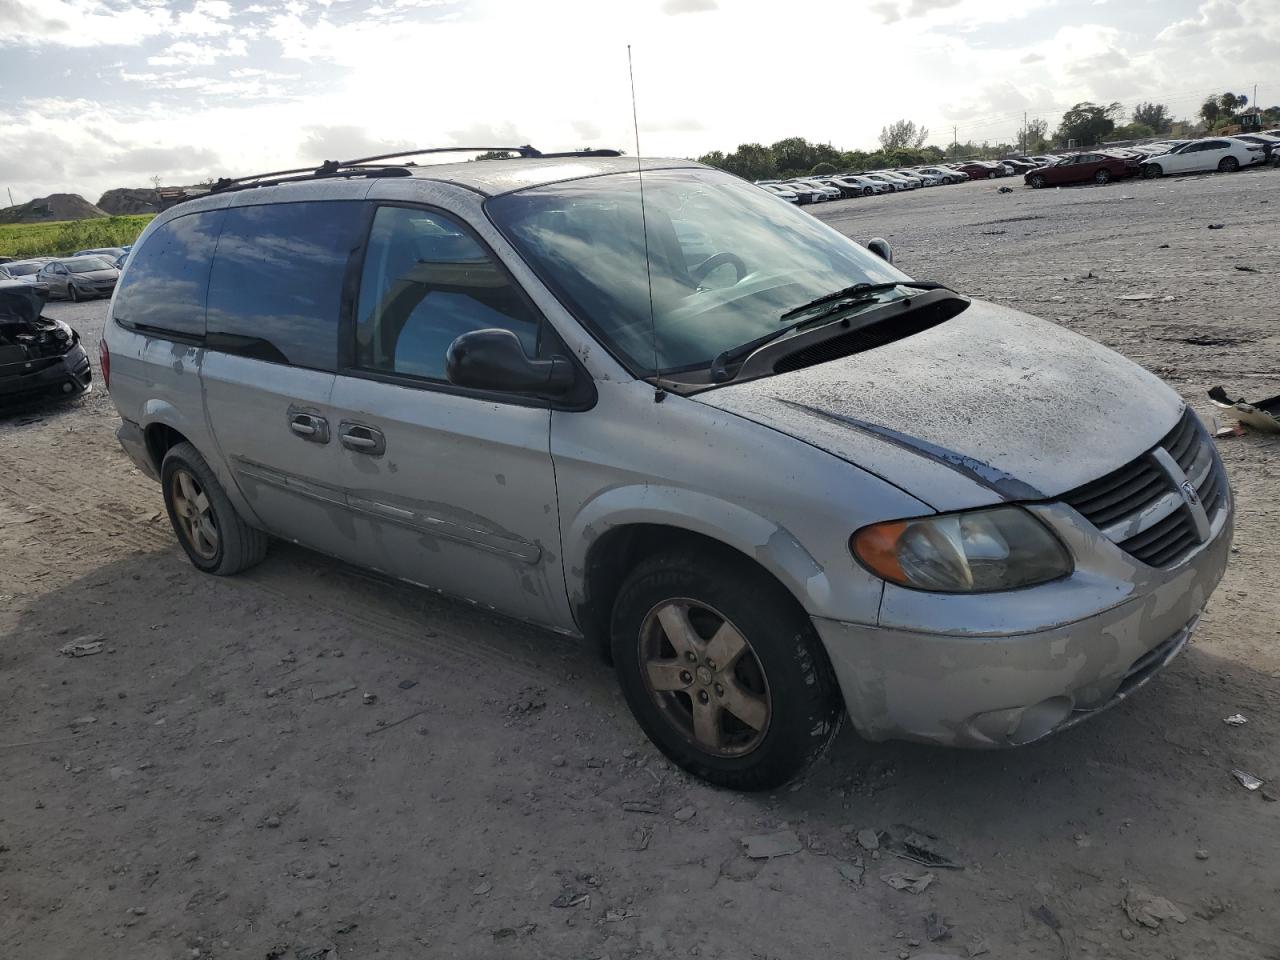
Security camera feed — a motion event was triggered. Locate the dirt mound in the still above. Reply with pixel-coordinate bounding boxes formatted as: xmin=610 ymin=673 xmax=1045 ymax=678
xmin=0 ymin=193 xmax=109 ymax=224
xmin=96 ymin=187 xmax=162 ymax=215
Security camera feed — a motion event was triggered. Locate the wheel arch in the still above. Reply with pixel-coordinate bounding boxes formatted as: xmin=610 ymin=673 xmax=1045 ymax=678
xmin=566 ymin=489 xmax=831 ymax=660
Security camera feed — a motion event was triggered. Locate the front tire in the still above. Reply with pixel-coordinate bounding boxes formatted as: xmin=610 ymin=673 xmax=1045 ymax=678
xmin=1218 ymin=156 xmax=1239 ymax=173
xmin=68 ymin=284 xmax=80 ymax=303
xmin=610 ymin=547 xmax=843 ymax=790
xmin=1029 ymin=174 xmax=1047 ymax=189
xmin=1143 ymin=164 xmax=1162 ymax=179
xmin=863 ymin=187 xmax=873 ymax=197
xmin=161 ymin=441 xmax=268 ymax=575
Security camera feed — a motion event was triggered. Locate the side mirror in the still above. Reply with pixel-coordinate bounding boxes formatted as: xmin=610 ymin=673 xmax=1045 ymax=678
xmin=446 ymin=328 xmax=575 ymax=396
xmin=866 ymin=238 xmax=893 ymax=264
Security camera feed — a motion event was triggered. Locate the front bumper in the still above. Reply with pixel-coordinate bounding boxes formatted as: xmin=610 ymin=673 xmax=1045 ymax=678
xmin=0 ymin=343 xmax=92 ymax=402
xmin=814 ymin=498 xmax=1233 ymax=747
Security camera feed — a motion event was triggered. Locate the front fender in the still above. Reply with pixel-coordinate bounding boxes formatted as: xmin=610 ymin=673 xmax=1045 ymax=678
xmin=564 ymin=483 xmax=833 ymax=615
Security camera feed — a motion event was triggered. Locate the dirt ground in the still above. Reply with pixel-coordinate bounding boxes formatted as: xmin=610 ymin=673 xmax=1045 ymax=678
xmin=2 ymin=167 xmax=1278 ymax=960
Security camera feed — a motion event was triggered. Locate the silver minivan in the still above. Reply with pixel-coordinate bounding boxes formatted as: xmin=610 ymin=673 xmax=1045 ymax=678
xmin=103 ymin=151 xmax=1232 ymax=789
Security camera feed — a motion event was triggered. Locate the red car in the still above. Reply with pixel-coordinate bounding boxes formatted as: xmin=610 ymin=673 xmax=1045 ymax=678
xmin=1025 ymin=152 xmax=1139 ymax=188
xmin=953 ymin=160 xmax=1005 ymax=179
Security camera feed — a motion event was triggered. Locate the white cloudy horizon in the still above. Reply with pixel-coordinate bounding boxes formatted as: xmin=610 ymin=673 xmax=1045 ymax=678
xmin=0 ymin=0 xmax=1276 ymax=205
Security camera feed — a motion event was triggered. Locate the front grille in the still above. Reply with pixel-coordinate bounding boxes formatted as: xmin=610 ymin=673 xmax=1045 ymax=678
xmin=1062 ymin=408 xmax=1226 ymax=568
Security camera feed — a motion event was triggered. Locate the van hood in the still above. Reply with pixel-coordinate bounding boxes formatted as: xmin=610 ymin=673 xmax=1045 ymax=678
xmin=695 ymin=300 xmax=1182 ymax=511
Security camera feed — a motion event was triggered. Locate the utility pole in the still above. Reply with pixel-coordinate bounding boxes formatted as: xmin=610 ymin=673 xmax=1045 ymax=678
xmin=952 ymin=126 xmax=957 ymax=157
xmin=1023 ymin=112 xmax=1028 ymax=154
xmin=5 ymin=187 xmax=12 ymax=208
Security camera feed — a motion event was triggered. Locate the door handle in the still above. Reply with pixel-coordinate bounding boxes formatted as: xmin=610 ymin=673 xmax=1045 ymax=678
xmin=288 ymin=412 xmax=330 ymax=443
xmin=339 ymin=422 xmax=386 ymax=456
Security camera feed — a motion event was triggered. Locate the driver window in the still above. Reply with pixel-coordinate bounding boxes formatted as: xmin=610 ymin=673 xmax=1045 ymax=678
xmin=354 ymin=206 xmax=541 ymax=383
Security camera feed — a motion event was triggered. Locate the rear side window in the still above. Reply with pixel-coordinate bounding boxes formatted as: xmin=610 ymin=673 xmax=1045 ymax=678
xmin=205 ymin=200 xmax=364 ymax=371
xmin=353 ymin=205 xmax=541 ymax=382
xmin=111 ymin=210 xmax=225 ymax=337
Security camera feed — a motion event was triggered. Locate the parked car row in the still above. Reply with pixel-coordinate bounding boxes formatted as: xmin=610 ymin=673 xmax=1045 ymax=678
xmin=1021 ymin=135 xmax=1274 ymax=188
xmin=0 ymin=255 xmax=121 ymax=301
xmin=756 ymin=164 xmax=976 ymax=204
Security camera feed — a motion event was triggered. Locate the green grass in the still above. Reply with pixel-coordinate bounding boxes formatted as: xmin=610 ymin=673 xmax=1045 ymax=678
xmin=0 ymin=216 xmax=155 ymax=260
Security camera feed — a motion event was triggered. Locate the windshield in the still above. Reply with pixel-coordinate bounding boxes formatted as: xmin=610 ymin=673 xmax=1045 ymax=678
xmin=487 ymin=168 xmax=906 ymax=375
xmin=5 ymin=261 xmax=42 ymax=277
xmin=64 ymin=256 xmax=114 ymax=273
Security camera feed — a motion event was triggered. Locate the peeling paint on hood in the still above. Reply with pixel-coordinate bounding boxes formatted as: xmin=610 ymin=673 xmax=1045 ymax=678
xmin=695 ymin=300 xmax=1183 ymax=505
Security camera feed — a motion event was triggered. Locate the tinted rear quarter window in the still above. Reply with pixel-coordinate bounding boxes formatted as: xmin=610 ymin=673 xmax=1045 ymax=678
xmin=112 ymin=210 xmax=226 ymax=338
xmin=205 ymin=200 xmax=365 ymax=371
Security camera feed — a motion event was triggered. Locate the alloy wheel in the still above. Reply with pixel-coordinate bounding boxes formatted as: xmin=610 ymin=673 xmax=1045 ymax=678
xmin=1095 ymin=169 xmax=1111 ymax=184
xmin=170 ymin=468 xmax=220 ymax=560
xmin=1030 ymin=175 xmax=1046 ymax=189
xmin=638 ymin=599 xmax=771 ymax=758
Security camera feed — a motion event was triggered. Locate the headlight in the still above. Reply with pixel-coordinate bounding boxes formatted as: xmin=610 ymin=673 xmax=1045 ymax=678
xmin=851 ymin=506 xmax=1072 ymax=593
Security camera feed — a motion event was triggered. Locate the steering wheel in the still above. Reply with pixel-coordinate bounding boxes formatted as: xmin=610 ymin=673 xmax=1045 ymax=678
xmin=690 ymin=252 xmax=748 ymax=286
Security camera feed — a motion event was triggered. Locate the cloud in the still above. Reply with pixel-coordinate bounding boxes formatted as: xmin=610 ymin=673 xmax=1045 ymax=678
xmin=661 ymin=0 xmax=717 ymax=13
xmin=571 ymin=119 xmax=602 ymax=141
xmin=445 ymin=121 xmax=526 ymax=149
xmin=1020 ymin=52 xmax=1045 ymax=63
xmin=148 ymin=37 xmax=247 ymax=67
xmin=0 ymin=0 xmax=66 ymax=33
xmin=1157 ymin=0 xmax=1245 ymax=40
xmin=299 ymin=125 xmax=415 ymax=161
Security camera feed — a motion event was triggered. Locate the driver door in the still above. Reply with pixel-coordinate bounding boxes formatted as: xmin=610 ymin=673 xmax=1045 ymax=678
xmin=328 ymin=202 xmax=573 ymax=629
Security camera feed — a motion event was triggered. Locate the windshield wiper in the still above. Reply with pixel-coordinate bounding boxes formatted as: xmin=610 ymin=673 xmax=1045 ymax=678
xmin=778 ymin=280 xmax=949 ymax=321
xmin=710 ymin=289 xmax=897 ymax=382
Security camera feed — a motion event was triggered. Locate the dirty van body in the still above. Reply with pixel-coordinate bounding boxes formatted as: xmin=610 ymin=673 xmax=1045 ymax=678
xmin=102 ymin=153 xmax=1232 ymax=789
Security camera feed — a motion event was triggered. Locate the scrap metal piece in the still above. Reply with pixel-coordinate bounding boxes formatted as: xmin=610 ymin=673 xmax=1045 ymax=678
xmin=1208 ymin=386 xmax=1280 ymax=434
xmin=1231 ymin=769 xmax=1264 ymax=791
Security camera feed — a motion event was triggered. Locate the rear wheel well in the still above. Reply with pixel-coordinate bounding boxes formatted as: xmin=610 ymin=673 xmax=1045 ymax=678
xmin=578 ymin=524 xmax=807 ymax=662
xmin=144 ymin=423 xmax=191 ymax=474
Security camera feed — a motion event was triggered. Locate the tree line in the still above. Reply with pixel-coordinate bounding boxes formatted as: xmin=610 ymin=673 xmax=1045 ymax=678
xmin=698 ymin=95 xmax=1280 ymax=180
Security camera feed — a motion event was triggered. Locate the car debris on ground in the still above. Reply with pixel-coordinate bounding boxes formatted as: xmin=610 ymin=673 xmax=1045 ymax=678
xmin=58 ymin=635 xmax=104 ymax=657
xmin=741 ymin=829 xmax=802 ymax=859
xmin=881 ymin=870 xmax=937 ymax=893
xmin=1209 ymin=385 xmax=1280 ymax=433
xmin=1231 ymin=769 xmax=1264 ymax=790
xmin=1123 ymin=885 xmax=1188 ymax=928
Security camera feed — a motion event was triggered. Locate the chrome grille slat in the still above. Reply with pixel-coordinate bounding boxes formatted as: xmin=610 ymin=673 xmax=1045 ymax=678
xmin=1063 ymin=408 xmax=1226 ymax=569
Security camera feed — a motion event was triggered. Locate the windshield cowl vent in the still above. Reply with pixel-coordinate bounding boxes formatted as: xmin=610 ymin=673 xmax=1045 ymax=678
xmin=772 ymin=299 xmax=964 ymax=375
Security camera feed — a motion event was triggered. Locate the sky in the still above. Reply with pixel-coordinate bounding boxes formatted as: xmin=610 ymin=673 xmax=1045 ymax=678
xmin=0 ymin=0 xmax=1276 ymax=204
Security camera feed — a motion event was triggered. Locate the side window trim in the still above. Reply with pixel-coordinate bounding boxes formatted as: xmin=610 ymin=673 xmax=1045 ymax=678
xmin=338 ymin=199 xmax=587 ymax=409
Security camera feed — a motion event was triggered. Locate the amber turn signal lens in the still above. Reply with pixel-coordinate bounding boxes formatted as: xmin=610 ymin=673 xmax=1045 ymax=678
xmin=850 ymin=521 xmax=909 ymax=585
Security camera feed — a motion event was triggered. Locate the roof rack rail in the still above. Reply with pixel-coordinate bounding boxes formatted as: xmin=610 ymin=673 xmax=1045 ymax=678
xmin=207 ymin=145 xmax=625 ymax=196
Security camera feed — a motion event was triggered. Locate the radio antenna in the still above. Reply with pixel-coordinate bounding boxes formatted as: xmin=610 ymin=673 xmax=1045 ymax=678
xmin=627 ymin=44 xmax=664 ymax=401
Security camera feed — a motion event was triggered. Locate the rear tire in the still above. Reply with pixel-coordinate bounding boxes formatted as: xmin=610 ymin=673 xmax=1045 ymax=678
xmin=1218 ymin=156 xmax=1239 ymax=173
xmin=161 ymin=441 xmax=268 ymax=575
xmin=610 ymin=547 xmax=843 ymax=790
xmin=1094 ymin=168 xmax=1111 ymax=184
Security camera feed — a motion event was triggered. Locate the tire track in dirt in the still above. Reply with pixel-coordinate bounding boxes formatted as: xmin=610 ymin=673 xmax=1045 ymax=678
xmin=0 ymin=450 xmax=563 ymax=685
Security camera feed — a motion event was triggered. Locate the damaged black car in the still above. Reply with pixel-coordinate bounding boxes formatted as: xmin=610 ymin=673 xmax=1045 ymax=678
xmin=0 ymin=281 xmax=92 ymax=404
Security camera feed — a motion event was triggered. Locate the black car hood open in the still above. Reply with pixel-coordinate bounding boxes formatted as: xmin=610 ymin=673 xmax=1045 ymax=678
xmin=0 ymin=281 xmax=48 ymax=326
xmin=695 ymin=300 xmax=1184 ymax=511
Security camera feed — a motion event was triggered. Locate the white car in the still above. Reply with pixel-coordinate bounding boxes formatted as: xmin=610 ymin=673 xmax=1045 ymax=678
xmin=900 ymin=169 xmax=943 ymax=186
xmin=913 ymin=166 xmax=963 ymax=185
xmin=841 ymin=174 xmax=894 ymax=195
xmin=1140 ymin=137 xmax=1261 ymax=177
xmin=786 ymin=179 xmax=841 ymax=202
xmin=759 ymin=183 xmax=800 ymax=203
xmin=866 ymin=172 xmax=917 ymax=191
